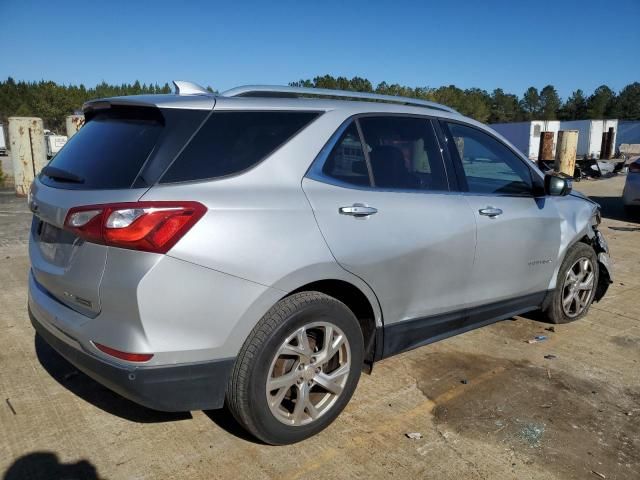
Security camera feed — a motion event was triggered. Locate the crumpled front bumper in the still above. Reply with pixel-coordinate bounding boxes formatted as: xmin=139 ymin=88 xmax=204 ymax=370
xmin=593 ymin=230 xmax=613 ymax=301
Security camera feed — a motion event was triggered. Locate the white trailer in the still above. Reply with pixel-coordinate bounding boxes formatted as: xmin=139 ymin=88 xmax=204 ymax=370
xmin=559 ymin=119 xmax=617 ymax=158
xmin=0 ymin=124 xmax=7 ymax=155
xmin=44 ymin=130 xmax=68 ymax=157
xmin=490 ymin=120 xmax=560 ymax=160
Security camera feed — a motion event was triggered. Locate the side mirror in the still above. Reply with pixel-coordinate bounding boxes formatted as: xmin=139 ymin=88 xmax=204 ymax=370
xmin=545 ymin=173 xmax=572 ymax=196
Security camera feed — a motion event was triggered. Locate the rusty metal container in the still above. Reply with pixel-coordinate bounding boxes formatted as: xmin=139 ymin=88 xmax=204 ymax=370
xmin=8 ymin=117 xmax=47 ymax=196
xmin=65 ymin=114 xmax=85 ymax=138
xmin=537 ymin=131 xmax=555 ymax=166
xmin=555 ymin=130 xmax=579 ymax=177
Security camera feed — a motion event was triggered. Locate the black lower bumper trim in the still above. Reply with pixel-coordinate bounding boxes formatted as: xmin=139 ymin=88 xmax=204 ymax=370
xmin=30 ymin=308 xmax=234 ymax=412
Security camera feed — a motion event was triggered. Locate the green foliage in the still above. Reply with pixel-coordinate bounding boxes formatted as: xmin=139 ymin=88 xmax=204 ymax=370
xmin=520 ymin=87 xmax=541 ymax=120
xmin=615 ymin=82 xmax=640 ymax=120
xmin=587 ymin=85 xmax=616 ymax=119
xmin=539 ymin=85 xmax=561 ymax=120
xmin=559 ymin=89 xmax=588 ymax=120
xmin=0 ymin=76 xmax=638 ymax=133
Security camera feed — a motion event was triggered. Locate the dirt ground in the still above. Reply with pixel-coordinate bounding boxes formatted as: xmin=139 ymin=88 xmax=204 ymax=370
xmin=0 ymin=176 xmax=638 ymax=480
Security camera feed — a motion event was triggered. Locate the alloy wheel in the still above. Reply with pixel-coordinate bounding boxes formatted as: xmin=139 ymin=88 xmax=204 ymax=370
xmin=561 ymin=256 xmax=595 ymax=318
xmin=266 ymin=322 xmax=351 ymax=426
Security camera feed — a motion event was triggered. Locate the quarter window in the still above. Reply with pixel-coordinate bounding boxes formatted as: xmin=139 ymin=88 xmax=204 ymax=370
xmin=358 ymin=117 xmax=448 ymax=191
xmin=322 ymin=123 xmax=370 ymax=186
xmin=161 ymin=111 xmax=320 ymax=183
xmin=445 ymin=122 xmax=533 ymax=195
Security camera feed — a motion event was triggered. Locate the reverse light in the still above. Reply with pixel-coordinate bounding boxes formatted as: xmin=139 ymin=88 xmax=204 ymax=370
xmin=94 ymin=342 xmax=154 ymax=362
xmin=64 ymin=201 xmax=206 ymax=253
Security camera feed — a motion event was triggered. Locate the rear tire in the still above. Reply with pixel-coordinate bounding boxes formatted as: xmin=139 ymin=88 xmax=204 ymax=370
xmin=226 ymin=291 xmax=364 ymax=445
xmin=544 ymin=242 xmax=598 ymax=324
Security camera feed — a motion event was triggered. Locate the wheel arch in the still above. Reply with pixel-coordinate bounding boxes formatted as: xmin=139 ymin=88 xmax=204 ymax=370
xmin=283 ymin=278 xmax=383 ymax=373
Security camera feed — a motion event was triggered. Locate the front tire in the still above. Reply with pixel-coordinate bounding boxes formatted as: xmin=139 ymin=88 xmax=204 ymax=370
xmin=544 ymin=242 xmax=599 ymax=324
xmin=226 ymin=291 xmax=364 ymax=445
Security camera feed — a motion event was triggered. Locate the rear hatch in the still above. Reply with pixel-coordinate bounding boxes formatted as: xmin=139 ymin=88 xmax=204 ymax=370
xmin=29 ymin=99 xmax=211 ymax=316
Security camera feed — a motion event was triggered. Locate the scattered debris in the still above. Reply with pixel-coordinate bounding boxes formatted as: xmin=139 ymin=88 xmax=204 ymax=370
xmin=545 ymin=326 xmax=555 ymax=333
xmin=5 ymin=398 xmax=16 ymax=415
xmin=591 ymin=470 xmax=606 ymax=479
xmin=519 ymin=423 xmax=545 ymax=447
xmin=460 ymin=379 xmax=469 ymax=385
xmin=540 ymin=404 xmax=553 ymax=408
xmin=526 ymin=335 xmax=548 ymax=344
xmin=544 ymin=354 xmax=557 ymax=360
xmin=547 ymin=369 xmax=552 ymax=380
xmin=608 ymin=226 xmax=640 ymax=232
xmin=405 ymin=432 xmax=423 ymax=440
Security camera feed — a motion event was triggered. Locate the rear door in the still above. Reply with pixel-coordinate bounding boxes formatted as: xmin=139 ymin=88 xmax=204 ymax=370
xmin=441 ymin=120 xmax=561 ymax=309
xmin=303 ymin=115 xmax=476 ymax=351
xmin=29 ymin=103 xmax=208 ymax=316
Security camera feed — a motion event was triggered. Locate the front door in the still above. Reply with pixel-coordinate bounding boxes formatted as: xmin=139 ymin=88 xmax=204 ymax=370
xmin=442 ymin=121 xmax=561 ymax=311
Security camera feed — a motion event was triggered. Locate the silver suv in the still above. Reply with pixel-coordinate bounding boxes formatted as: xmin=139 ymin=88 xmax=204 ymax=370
xmin=28 ymin=82 xmax=612 ymax=444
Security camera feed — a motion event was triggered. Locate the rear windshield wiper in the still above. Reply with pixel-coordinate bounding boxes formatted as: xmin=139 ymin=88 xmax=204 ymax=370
xmin=41 ymin=166 xmax=85 ymax=184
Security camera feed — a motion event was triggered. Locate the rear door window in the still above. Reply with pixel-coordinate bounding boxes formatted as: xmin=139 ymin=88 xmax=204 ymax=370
xmin=160 ymin=111 xmax=320 ymax=183
xmin=358 ymin=116 xmax=448 ymax=191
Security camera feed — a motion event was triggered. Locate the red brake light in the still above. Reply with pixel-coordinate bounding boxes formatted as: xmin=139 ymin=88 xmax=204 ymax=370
xmin=629 ymin=161 xmax=640 ymax=173
xmin=64 ymin=201 xmax=206 ymax=253
xmin=94 ymin=342 xmax=154 ymax=362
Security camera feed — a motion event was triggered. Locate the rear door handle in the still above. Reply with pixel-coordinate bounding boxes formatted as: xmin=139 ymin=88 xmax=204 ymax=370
xmin=339 ymin=204 xmax=378 ymax=217
xmin=479 ymin=207 xmax=503 ymax=217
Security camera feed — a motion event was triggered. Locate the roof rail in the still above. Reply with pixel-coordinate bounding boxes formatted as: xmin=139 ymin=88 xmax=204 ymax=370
xmin=220 ymin=85 xmax=459 ymax=114
xmin=173 ymin=80 xmax=211 ymax=95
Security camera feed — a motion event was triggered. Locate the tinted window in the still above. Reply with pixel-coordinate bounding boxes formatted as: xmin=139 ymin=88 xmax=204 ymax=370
xmin=359 ymin=116 xmax=448 ymax=191
xmin=446 ymin=122 xmax=533 ymax=195
xmin=322 ymin=123 xmax=370 ymax=186
xmin=41 ymin=106 xmax=164 ymax=189
xmin=161 ymin=111 xmax=319 ymax=183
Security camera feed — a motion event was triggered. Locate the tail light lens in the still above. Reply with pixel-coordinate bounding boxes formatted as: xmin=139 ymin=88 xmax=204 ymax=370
xmin=94 ymin=342 xmax=154 ymax=362
xmin=64 ymin=201 xmax=206 ymax=253
xmin=629 ymin=161 xmax=640 ymax=173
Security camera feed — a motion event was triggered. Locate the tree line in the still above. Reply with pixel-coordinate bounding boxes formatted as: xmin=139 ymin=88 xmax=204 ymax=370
xmin=291 ymin=76 xmax=640 ymax=123
xmin=1 ymin=75 xmax=639 ymax=133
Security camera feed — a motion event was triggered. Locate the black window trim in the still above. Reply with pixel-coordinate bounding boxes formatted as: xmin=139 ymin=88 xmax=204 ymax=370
xmin=306 ymin=112 xmax=456 ymax=195
xmin=157 ymin=109 xmax=325 ymax=186
xmin=440 ymin=119 xmax=543 ymax=198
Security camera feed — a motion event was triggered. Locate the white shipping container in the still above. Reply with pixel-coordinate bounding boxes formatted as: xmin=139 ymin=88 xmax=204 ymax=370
xmin=490 ymin=120 xmax=560 ymax=160
xmin=559 ymin=120 xmax=618 ymax=158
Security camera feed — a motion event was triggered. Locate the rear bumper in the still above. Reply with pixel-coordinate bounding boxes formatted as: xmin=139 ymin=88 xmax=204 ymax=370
xmin=29 ymin=304 xmax=234 ymax=412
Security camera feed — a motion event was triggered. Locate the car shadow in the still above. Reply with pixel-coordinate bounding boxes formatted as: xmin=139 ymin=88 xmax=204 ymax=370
xmin=203 ymin=407 xmax=265 ymax=444
xmin=3 ymin=451 xmax=101 ymax=480
xmin=587 ymin=195 xmax=640 ymax=224
xmin=34 ymin=334 xmax=192 ymax=423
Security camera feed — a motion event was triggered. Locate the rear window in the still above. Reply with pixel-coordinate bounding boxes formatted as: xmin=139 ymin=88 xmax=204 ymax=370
xmin=41 ymin=106 xmax=164 ymax=189
xmin=160 ymin=111 xmax=320 ymax=183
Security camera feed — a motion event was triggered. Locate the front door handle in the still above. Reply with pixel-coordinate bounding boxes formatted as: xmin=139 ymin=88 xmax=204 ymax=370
xmin=339 ymin=204 xmax=378 ymax=217
xmin=479 ymin=207 xmax=503 ymax=218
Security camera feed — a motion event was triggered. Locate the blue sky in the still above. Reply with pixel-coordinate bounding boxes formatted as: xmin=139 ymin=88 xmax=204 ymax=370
xmin=1 ymin=0 xmax=638 ymax=99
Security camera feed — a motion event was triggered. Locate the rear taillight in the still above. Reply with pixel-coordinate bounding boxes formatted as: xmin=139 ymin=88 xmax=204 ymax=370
xmin=64 ymin=201 xmax=206 ymax=253
xmin=94 ymin=342 xmax=154 ymax=362
xmin=629 ymin=161 xmax=640 ymax=173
